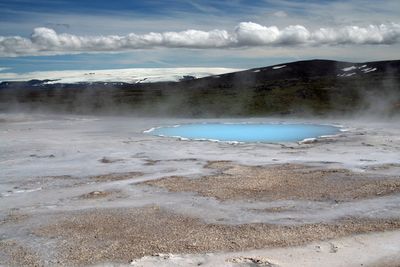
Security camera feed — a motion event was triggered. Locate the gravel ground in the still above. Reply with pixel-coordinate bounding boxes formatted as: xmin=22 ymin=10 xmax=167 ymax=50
xmin=17 ymin=206 xmax=400 ymax=266
xmin=144 ymin=162 xmax=400 ymax=202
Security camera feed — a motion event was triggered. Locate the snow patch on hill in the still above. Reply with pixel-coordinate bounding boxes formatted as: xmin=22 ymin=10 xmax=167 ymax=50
xmin=362 ymin=67 xmax=377 ymax=73
xmin=337 ymin=64 xmax=378 ymax=78
xmin=272 ymin=65 xmax=287 ymax=70
xmin=342 ymin=66 xmax=357 ymax=72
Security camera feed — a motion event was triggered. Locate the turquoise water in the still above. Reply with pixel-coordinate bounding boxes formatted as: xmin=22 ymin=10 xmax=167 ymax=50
xmin=149 ymin=123 xmax=340 ymax=142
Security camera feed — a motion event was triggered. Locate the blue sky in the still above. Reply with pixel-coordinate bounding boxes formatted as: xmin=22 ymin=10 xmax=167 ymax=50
xmin=0 ymin=0 xmax=399 ymax=73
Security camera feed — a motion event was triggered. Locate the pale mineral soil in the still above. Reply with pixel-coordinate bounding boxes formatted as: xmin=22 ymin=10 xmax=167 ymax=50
xmin=130 ymin=230 xmax=400 ymax=267
xmin=1 ymin=113 xmax=400 ymax=266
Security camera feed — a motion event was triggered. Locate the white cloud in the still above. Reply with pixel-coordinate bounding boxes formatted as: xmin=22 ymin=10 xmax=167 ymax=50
xmin=279 ymin=25 xmax=311 ymax=44
xmin=0 ymin=67 xmax=11 ymax=71
xmin=313 ymin=24 xmax=400 ymax=45
xmin=1 ymin=22 xmax=400 ymax=57
xmin=234 ymin=22 xmax=280 ymax=45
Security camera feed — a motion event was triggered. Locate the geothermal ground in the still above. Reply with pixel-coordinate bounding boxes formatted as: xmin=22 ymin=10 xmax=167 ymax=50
xmin=1 ymin=113 xmax=400 ymax=266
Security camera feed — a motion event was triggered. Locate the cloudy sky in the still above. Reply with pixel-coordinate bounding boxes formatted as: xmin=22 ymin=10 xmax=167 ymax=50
xmin=0 ymin=0 xmax=399 ymax=73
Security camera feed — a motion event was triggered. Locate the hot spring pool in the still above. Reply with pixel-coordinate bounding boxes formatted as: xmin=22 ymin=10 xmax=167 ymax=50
xmin=147 ymin=123 xmax=341 ymax=143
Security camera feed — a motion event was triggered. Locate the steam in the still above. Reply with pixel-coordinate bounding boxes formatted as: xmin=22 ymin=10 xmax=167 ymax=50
xmin=1 ymin=22 xmax=400 ymax=57
xmin=1 ymin=59 xmax=399 ymax=119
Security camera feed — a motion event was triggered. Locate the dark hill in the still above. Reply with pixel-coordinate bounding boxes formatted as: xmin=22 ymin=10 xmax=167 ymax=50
xmin=1 ymin=59 xmax=399 ymax=117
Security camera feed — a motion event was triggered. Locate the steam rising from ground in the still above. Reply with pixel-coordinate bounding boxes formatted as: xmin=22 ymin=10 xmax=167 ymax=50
xmin=1 ymin=22 xmax=400 ymax=56
xmin=0 ymin=59 xmax=398 ymax=119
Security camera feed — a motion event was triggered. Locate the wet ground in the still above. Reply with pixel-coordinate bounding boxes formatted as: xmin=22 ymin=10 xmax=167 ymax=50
xmin=1 ymin=113 xmax=400 ymax=266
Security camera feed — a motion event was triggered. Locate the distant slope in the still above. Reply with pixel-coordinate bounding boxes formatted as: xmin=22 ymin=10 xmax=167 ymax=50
xmin=1 ymin=59 xmax=399 ymax=117
xmin=0 ymin=67 xmax=240 ymax=84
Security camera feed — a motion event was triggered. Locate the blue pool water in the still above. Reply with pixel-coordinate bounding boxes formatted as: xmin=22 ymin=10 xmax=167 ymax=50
xmin=148 ymin=123 xmax=341 ymax=142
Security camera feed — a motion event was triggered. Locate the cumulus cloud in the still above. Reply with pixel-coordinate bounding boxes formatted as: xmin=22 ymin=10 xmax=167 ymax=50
xmin=313 ymin=24 xmax=400 ymax=45
xmin=1 ymin=22 xmax=400 ymax=57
